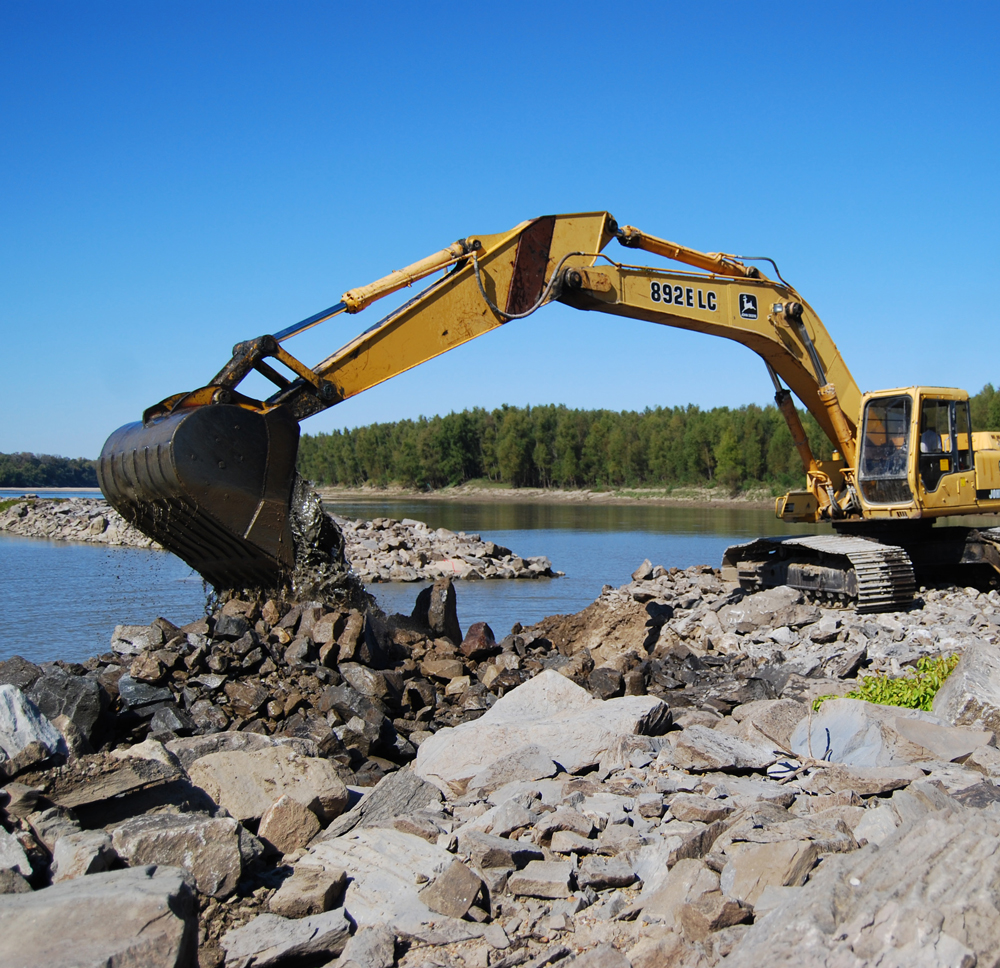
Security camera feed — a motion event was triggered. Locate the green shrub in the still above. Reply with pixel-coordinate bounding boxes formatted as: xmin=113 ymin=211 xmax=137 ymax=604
xmin=814 ymin=654 xmax=960 ymax=712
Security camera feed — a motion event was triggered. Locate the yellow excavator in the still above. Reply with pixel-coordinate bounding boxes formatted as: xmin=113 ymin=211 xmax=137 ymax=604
xmin=97 ymin=212 xmax=1000 ymax=611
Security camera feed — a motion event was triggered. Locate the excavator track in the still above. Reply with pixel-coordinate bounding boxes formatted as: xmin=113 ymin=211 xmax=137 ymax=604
xmin=721 ymin=534 xmax=916 ymax=613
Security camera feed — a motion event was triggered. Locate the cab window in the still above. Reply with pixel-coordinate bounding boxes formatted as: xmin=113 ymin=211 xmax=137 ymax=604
xmin=918 ymin=398 xmax=974 ymax=491
xmin=859 ymin=395 xmax=913 ymax=503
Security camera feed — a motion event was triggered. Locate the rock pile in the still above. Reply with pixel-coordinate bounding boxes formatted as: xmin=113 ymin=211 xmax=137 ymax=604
xmin=1 ymin=562 xmax=1000 ymax=965
xmin=333 ymin=514 xmax=561 ymax=582
xmin=0 ymin=497 xmax=561 ymax=581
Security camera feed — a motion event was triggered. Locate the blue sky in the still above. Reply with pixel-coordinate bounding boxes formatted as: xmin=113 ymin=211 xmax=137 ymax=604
xmin=2 ymin=1 xmax=998 ymax=458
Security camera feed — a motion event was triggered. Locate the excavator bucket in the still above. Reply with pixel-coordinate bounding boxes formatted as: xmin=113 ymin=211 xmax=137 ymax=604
xmin=97 ymin=405 xmax=301 ymax=589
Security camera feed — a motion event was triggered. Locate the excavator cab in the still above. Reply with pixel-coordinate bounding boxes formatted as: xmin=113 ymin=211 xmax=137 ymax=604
xmin=856 ymin=388 xmax=981 ymax=517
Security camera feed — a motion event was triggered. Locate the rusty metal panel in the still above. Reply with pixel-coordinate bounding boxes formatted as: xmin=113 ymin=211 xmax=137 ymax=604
xmin=505 ymin=216 xmax=556 ymax=316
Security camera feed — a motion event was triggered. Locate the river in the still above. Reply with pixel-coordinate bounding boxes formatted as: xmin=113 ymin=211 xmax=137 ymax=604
xmin=0 ymin=492 xmax=826 ymax=665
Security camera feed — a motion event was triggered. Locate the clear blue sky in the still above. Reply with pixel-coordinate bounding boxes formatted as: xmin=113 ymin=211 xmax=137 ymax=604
xmin=2 ymin=1 xmax=998 ymax=459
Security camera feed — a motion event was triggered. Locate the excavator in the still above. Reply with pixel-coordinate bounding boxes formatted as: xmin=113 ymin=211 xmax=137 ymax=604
xmin=97 ymin=212 xmax=1000 ymax=612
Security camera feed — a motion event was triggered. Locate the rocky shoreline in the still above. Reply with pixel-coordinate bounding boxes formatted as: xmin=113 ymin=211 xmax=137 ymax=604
xmin=0 ymin=497 xmax=561 ymax=581
xmin=1 ymin=552 xmax=1000 ymax=965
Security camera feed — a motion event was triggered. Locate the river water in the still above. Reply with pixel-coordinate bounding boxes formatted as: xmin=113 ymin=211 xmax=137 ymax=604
xmin=0 ymin=494 xmax=825 ymax=665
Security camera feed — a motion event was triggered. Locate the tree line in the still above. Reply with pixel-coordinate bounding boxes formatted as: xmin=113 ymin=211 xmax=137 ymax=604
xmin=0 ymin=453 xmax=99 ymax=488
xmin=298 ymin=384 xmax=1000 ymax=492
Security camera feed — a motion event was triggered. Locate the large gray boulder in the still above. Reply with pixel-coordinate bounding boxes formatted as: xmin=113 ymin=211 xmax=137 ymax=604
xmin=0 ymin=865 xmax=197 ymax=968
xmin=111 ymin=813 xmax=244 ymax=898
xmin=188 ymin=746 xmax=348 ymax=823
xmin=933 ymin=639 xmax=1000 ymax=733
xmin=723 ymin=808 xmax=1000 ymax=966
xmin=27 ymin=668 xmax=103 ymax=743
xmin=415 ymin=670 xmax=669 ymax=794
xmin=790 ymin=697 xmax=993 ymax=767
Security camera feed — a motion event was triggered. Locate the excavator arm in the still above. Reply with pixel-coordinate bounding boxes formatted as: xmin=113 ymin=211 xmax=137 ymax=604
xmin=98 ymin=211 xmax=863 ymax=589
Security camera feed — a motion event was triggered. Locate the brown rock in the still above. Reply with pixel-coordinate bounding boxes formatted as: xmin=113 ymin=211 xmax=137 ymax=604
xmin=669 ymin=793 xmax=735 ymax=824
xmin=679 ymin=891 xmax=752 ymax=942
xmin=419 ymin=859 xmax=483 ymax=919
xmin=224 ymin=681 xmax=269 ymax=718
xmin=460 ymin=623 xmax=499 ymax=660
xmin=259 ymin=795 xmax=322 ymax=855
xmin=129 ymin=652 xmax=169 ymax=685
xmin=269 ymin=866 xmax=346 ymax=918
xmin=336 ymin=612 xmax=365 ymax=663
xmin=720 ymin=840 xmax=819 ymax=906
xmin=419 ymin=658 xmax=466 ymax=681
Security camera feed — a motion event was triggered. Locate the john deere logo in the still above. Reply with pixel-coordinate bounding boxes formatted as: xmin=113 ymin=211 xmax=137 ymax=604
xmin=739 ymin=294 xmax=758 ymax=319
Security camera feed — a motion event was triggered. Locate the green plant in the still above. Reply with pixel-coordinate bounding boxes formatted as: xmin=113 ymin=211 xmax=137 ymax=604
xmin=0 ymin=497 xmax=28 ymax=514
xmin=813 ymin=654 xmax=960 ymax=712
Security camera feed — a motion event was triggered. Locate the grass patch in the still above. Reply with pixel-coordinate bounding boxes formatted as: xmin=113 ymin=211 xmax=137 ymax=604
xmin=0 ymin=497 xmax=29 ymax=514
xmin=814 ymin=654 xmax=960 ymax=712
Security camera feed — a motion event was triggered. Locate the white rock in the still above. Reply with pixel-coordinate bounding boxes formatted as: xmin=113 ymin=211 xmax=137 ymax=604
xmin=415 ymin=670 xmax=669 ymax=794
xmin=0 ymin=684 xmax=66 ymax=761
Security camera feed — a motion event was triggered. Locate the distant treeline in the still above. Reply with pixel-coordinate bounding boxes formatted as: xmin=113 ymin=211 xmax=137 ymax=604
xmin=0 ymin=453 xmax=99 ymax=488
xmin=299 ymin=384 xmax=1000 ymax=492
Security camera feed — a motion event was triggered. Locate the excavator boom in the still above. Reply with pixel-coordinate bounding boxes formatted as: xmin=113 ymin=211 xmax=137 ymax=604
xmin=98 ymin=211 xmax=1000 ymax=600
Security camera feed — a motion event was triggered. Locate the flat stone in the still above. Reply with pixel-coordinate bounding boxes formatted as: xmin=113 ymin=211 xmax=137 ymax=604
xmin=416 ymin=670 xmax=669 ymax=794
xmin=572 ymin=942 xmax=632 ymax=967
xmin=467 ymin=743 xmax=558 ymax=793
xmin=668 ymin=793 xmax=735 ymax=824
xmin=791 ymin=698 xmax=993 ymax=767
xmin=0 ymin=865 xmax=197 ymax=968
xmin=111 ymin=813 xmax=243 ymax=898
xmin=721 ymin=809 xmax=1000 ymax=966
xmin=457 ymin=829 xmax=543 ymax=869
xmin=117 ymin=675 xmax=172 ymax=710
xmin=720 ymin=840 xmax=820 ymax=906
xmin=933 ymin=639 xmax=1000 ymax=733
xmin=576 ymin=854 xmax=637 ymax=891
xmin=164 ymin=732 xmax=279 ymax=771
xmin=671 ymin=726 xmax=777 ymax=772
xmin=51 ymin=830 xmax=116 ymax=882
xmin=188 ymin=746 xmax=348 ymax=823
xmin=629 ymin=858 xmax=719 ymax=926
xmin=679 ymin=891 xmax=752 ymax=942
xmin=0 ymin=826 xmax=32 ymax=877
xmin=535 ymin=807 xmax=594 ymax=839
xmin=731 ymin=699 xmax=809 ymax=748
xmin=508 ymin=860 xmax=572 ymax=898
xmin=221 ymin=908 xmax=350 ymax=967
xmin=335 ymin=923 xmax=396 ymax=968
xmin=49 ymin=757 xmax=182 ymax=811
xmin=1 ymin=782 xmax=44 ymax=818
xmin=110 ymin=625 xmax=162 ymax=655
xmin=259 ymin=794 xmax=322 ymax=855
xmin=269 ymin=866 xmax=346 ymax=918
xmin=322 ymin=769 xmax=442 ymax=840
xmin=550 ymin=830 xmax=596 ymax=854
xmin=852 ymin=804 xmax=900 ymax=846
xmin=0 ymin=869 xmax=31 ymax=894
xmin=0 ymin=683 xmax=66 ymax=762
xmin=419 ymin=859 xmax=483 ymax=919
xmin=305 ymin=828 xmax=482 ymax=937
xmin=0 ymin=657 xmax=42 ymax=691
xmin=800 ymin=763 xmax=924 ymax=796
